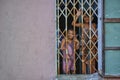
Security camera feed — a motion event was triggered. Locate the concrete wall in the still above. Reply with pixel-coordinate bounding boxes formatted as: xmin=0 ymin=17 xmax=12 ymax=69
xmin=0 ymin=0 xmax=56 ymax=80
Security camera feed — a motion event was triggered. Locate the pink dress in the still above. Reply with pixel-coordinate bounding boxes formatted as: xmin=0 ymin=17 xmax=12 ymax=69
xmin=62 ymin=41 xmax=75 ymax=73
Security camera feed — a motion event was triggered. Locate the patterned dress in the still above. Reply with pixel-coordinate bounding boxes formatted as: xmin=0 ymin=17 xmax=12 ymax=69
xmin=62 ymin=41 xmax=75 ymax=73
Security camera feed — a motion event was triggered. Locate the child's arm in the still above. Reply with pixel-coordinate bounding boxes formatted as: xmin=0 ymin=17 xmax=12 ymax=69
xmin=76 ymin=39 xmax=80 ymax=50
xmin=72 ymin=10 xmax=82 ymax=27
xmin=60 ymin=39 xmax=66 ymax=50
xmin=92 ymin=23 xmax=97 ymax=31
xmin=74 ymin=38 xmax=80 ymax=50
xmin=92 ymin=23 xmax=97 ymax=42
xmin=60 ymin=39 xmax=70 ymax=59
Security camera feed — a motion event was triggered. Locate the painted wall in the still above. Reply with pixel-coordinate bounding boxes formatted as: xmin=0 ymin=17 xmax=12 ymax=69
xmin=0 ymin=0 xmax=56 ymax=80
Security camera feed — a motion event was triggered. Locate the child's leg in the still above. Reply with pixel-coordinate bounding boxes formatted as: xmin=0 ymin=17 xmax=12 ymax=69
xmin=63 ymin=59 xmax=66 ymax=73
xmin=63 ymin=59 xmax=70 ymax=74
xmin=70 ymin=58 xmax=75 ymax=74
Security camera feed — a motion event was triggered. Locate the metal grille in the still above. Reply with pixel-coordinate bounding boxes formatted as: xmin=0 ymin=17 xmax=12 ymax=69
xmin=56 ymin=0 xmax=98 ymax=74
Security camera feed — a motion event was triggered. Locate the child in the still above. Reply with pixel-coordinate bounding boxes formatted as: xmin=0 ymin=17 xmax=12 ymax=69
xmin=60 ymin=29 xmax=79 ymax=74
xmin=72 ymin=10 xmax=96 ymax=33
xmin=72 ymin=10 xmax=97 ymax=74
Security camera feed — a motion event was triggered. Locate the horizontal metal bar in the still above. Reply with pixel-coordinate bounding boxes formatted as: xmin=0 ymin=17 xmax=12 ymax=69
xmin=104 ymin=18 xmax=120 ymax=23
xmin=105 ymin=47 xmax=120 ymax=50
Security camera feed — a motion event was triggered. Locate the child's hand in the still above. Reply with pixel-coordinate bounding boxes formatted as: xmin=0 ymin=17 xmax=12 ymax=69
xmin=60 ymin=47 xmax=66 ymax=50
xmin=66 ymin=54 xmax=70 ymax=59
xmin=76 ymin=9 xmax=82 ymax=16
xmin=73 ymin=36 xmax=78 ymax=42
xmin=74 ymin=37 xmax=79 ymax=49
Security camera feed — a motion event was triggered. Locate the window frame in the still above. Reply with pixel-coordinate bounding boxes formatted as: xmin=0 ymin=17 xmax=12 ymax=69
xmin=102 ymin=0 xmax=120 ymax=78
xmin=55 ymin=0 xmax=120 ymax=78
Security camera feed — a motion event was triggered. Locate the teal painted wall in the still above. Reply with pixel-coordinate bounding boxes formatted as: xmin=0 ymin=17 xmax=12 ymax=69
xmin=104 ymin=0 xmax=120 ymax=75
xmin=105 ymin=0 xmax=120 ymax=18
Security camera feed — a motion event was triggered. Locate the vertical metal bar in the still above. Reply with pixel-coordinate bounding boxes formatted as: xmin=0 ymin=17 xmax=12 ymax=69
xmin=65 ymin=0 xmax=68 ymax=74
xmin=98 ymin=0 xmax=104 ymax=76
xmin=73 ymin=0 xmax=76 ymax=74
xmin=57 ymin=0 xmax=60 ymax=74
xmin=81 ymin=0 xmax=86 ymax=74
xmin=78 ymin=1 xmax=82 ymax=74
xmin=89 ymin=0 xmax=92 ymax=74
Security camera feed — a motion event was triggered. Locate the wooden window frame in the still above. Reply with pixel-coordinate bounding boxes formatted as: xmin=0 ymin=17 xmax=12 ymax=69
xmin=102 ymin=0 xmax=120 ymax=78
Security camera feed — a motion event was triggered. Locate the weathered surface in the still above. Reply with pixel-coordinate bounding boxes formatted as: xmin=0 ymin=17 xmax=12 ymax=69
xmin=56 ymin=73 xmax=103 ymax=80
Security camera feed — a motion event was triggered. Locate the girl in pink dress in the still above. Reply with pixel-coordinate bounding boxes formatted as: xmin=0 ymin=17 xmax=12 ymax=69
xmin=60 ymin=29 xmax=79 ymax=74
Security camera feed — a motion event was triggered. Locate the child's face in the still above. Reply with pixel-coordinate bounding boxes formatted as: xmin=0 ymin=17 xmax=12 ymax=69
xmin=83 ymin=15 xmax=89 ymax=23
xmin=83 ymin=15 xmax=94 ymax=23
xmin=67 ymin=30 xmax=74 ymax=39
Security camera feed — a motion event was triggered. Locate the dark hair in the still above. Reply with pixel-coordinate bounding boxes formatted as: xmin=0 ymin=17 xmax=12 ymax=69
xmin=67 ymin=28 xmax=74 ymax=31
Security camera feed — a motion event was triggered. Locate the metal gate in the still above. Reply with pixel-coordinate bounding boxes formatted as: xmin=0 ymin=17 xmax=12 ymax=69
xmin=56 ymin=0 xmax=98 ymax=74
